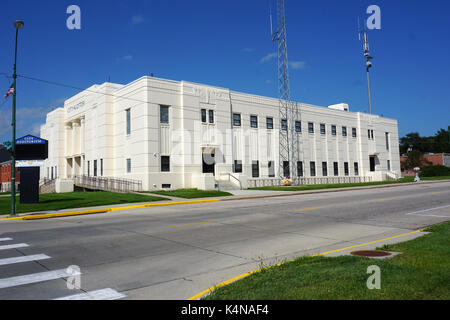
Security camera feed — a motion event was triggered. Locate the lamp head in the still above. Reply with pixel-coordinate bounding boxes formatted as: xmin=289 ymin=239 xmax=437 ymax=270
xmin=14 ymin=20 xmax=24 ymax=29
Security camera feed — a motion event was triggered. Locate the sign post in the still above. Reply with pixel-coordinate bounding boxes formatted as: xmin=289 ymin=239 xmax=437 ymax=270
xmin=15 ymin=135 xmax=48 ymax=205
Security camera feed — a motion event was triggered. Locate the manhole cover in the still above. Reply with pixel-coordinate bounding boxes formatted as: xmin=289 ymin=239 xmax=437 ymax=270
xmin=350 ymin=250 xmax=392 ymax=257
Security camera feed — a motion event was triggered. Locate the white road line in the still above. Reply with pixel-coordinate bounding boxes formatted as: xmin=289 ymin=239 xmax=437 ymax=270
xmin=0 ymin=268 xmax=81 ymax=289
xmin=405 ymin=204 xmax=450 ymax=217
xmin=0 ymin=254 xmax=51 ymax=266
xmin=0 ymin=238 xmax=13 ymax=242
xmin=0 ymin=243 xmax=29 ymax=251
xmin=54 ymin=288 xmax=125 ymax=300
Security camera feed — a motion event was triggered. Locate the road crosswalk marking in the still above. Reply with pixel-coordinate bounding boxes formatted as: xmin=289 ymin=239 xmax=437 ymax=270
xmin=0 ymin=254 xmax=51 ymax=266
xmin=0 ymin=243 xmax=29 ymax=250
xmin=0 ymin=268 xmax=81 ymax=289
xmin=54 ymin=288 xmax=125 ymax=300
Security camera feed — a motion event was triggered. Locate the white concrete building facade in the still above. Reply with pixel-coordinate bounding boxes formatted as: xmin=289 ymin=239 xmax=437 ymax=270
xmin=40 ymin=76 xmax=401 ymax=190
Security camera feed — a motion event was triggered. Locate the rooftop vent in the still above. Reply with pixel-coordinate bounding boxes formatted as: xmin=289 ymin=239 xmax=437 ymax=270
xmin=328 ymin=103 xmax=349 ymax=112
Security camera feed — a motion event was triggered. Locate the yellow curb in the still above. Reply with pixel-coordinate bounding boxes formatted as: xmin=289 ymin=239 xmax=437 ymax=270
xmin=187 ymin=228 xmax=425 ymax=300
xmin=22 ymin=209 xmax=111 ymax=220
xmin=0 ymin=199 xmax=221 ymax=222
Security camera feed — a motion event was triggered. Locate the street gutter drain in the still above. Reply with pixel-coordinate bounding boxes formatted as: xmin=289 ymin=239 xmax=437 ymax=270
xmin=350 ymin=250 xmax=392 ymax=257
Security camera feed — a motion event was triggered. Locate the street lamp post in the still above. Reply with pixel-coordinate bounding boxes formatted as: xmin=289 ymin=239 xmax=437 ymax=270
xmin=10 ymin=20 xmax=24 ymax=216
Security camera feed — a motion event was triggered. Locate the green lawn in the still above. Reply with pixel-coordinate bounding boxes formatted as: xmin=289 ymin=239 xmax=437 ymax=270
xmin=204 ymin=222 xmax=450 ymax=300
xmin=250 ymin=176 xmax=449 ymax=192
xmin=148 ymin=188 xmax=232 ymax=199
xmin=0 ymin=191 xmax=168 ymax=215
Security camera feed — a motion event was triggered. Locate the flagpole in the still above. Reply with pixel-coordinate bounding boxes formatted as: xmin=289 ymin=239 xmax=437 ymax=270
xmin=11 ymin=20 xmax=24 ymax=217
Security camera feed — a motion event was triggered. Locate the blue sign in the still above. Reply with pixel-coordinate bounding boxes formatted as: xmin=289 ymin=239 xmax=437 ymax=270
xmin=16 ymin=135 xmax=46 ymax=145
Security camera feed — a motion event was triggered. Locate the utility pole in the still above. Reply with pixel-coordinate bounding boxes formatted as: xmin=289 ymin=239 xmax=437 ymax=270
xmin=10 ymin=20 xmax=24 ymax=216
xmin=271 ymin=0 xmax=300 ymax=181
xmin=358 ymin=19 xmax=374 ymax=114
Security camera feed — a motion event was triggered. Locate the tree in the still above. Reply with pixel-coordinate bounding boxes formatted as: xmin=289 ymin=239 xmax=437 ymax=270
xmin=399 ymin=128 xmax=450 ymax=155
xmin=401 ymin=150 xmax=431 ymax=171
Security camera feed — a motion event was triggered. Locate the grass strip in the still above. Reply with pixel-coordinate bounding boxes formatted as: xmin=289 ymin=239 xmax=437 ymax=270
xmin=204 ymin=222 xmax=450 ymax=300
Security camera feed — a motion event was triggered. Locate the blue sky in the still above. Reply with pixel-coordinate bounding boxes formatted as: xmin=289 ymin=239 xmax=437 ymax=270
xmin=0 ymin=0 xmax=449 ymax=143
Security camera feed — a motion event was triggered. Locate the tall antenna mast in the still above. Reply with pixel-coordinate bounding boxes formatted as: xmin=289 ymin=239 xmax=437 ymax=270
xmin=271 ymin=0 xmax=300 ymax=180
xmin=358 ymin=17 xmax=374 ymax=114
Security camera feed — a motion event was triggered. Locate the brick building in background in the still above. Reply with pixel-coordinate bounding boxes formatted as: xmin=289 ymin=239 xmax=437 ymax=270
xmin=0 ymin=145 xmax=20 ymax=192
xmin=400 ymin=153 xmax=450 ymax=176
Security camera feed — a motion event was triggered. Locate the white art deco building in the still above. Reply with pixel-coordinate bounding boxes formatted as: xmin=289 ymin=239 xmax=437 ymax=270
xmin=40 ymin=76 xmax=401 ymax=191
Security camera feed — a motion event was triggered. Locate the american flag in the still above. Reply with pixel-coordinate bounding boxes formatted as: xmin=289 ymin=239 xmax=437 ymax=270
xmin=4 ymin=84 xmax=14 ymax=99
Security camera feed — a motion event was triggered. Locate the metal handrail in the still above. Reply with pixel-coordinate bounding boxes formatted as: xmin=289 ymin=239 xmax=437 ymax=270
xmin=73 ymin=175 xmax=142 ymax=193
xmin=219 ymin=173 xmax=242 ymax=190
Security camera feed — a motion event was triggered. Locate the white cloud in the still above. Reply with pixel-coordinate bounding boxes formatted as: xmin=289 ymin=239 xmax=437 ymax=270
xmin=289 ymin=61 xmax=306 ymax=70
xmin=131 ymin=15 xmax=145 ymax=25
xmin=260 ymin=53 xmax=277 ymax=63
xmin=117 ymin=55 xmax=133 ymax=62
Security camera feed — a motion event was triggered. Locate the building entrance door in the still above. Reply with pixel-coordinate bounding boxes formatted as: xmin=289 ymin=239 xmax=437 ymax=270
xmin=202 ymin=149 xmax=215 ymax=176
xmin=369 ymin=156 xmax=376 ymax=172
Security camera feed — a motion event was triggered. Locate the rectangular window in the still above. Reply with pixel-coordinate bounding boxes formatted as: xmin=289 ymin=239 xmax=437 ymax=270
xmin=295 ymin=121 xmax=302 ymax=133
xmin=233 ymin=113 xmax=241 ymax=127
xmin=322 ymin=162 xmax=328 ymax=176
xmin=266 ymin=117 xmax=273 ymax=129
xmin=342 ymin=126 xmax=347 ymax=137
xmin=250 ymin=115 xmax=258 ymax=128
xmin=283 ymin=161 xmax=290 ymax=178
xmin=201 ymin=109 xmax=207 ymax=123
xmin=100 ymin=159 xmax=103 ymax=176
xmin=55 ymin=166 xmax=57 ymax=179
xmin=297 ymin=161 xmax=303 ymax=177
xmin=87 ymin=161 xmax=90 ymax=177
xmin=385 ymin=132 xmax=390 ymax=150
xmin=371 ymin=130 xmax=374 ymax=139
xmin=352 ymin=128 xmax=357 ymax=138
xmin=47 ymin=167 xmax=49 ymax=179
xmin=354 ymin=162 xmax=359 ymax=176
xmin=160 ymin=105 xmax=169 ymax=124
xmin=310 ymin=161 xmax=316 ymax=177
xmin=333 ymin=162 xmax=339 ymax=176
xmin=320 ymin=124 xmax=326 ymax=135
xmin=368 ymin=129 xmax=371 ymax=139
xmin=126 ymin=159 xmax=131 ymax=173
xmin=126 ymin=108 xmax=131 ymax=135
xmin=51 ymin=167 xmax=54 ymax=180
xmin=387 ymin=160 xmax=391 ymax=171
xmin=268 ymin=161 xmax=275 ymax=177
xmin=331 ymin=125 xmax=337 ymax=136
xmin=308 ymin=122 xmax=314 ymax=133
xmin=281 ymin=119 xmax=288 ymax=131
xmin=344 ymin=162 xmax=349 ymax=176
xmin=93 ymin=160 xmax=97 ymax=177
xmin=233 ymin=160 xmax=242 ymax=173
xmin=252 ymin=161 xmax=259 ymax=178
xmin=209 ymin=110 xmax=214 ymax=124
xmin=161 ymin=156 xmax=170 ymax=172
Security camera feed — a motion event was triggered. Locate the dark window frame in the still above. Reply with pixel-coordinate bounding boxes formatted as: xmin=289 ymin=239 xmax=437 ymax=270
xmin=160 ymin=105 xmax=169 ymax=124
xmin=233 ymin=113 xmax=241 ymax=127
xmin=161 ymin=156 xmax=170 ymax=172
xmin=250 ymin=115 xmax=258 ymax=128
xmin=266 ymin=117 xmax=274 ymax=129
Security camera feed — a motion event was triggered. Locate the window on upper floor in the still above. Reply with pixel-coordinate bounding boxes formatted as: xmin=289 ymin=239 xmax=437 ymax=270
xmin=266 ymin=117 xmax=274 ymax=129
xmin=233 ymin=113 xmax=241 ymax=127
xmin=160 ymin=105 xmax=169 ymax=124
xmin=250 ymin=115 xmax=258 ymax=128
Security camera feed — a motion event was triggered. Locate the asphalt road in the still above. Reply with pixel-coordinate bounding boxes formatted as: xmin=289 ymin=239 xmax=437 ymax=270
xmin=0 ymin=181 xmax=449 ymax=300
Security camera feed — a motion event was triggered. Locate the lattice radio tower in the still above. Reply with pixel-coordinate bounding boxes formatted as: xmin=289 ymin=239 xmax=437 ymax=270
xmin=271 ymin=0 xmax=300 ymax=179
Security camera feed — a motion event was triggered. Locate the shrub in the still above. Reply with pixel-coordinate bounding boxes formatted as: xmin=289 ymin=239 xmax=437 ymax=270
xmin=419 ymin=165 xmax=450 ymax=177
